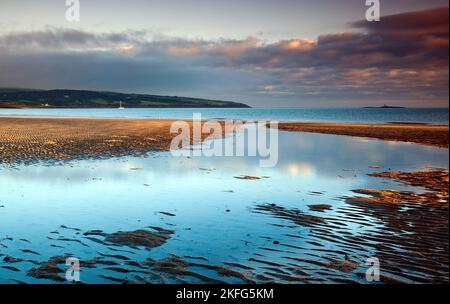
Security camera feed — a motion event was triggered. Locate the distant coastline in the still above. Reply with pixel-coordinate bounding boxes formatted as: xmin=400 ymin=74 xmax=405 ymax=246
xmin=0 ymin=88 xmax=250 ymax=109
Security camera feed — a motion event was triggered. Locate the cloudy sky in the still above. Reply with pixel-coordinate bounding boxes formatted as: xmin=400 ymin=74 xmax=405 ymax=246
xmin=0 ymin=0 xmax=448 ymax=107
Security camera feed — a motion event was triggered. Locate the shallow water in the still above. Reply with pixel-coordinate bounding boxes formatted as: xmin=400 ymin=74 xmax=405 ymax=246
xmin=1 ymin=108 xmax=448 ymax=124
xmin=0 ymin=130 xmax=448 ymax=284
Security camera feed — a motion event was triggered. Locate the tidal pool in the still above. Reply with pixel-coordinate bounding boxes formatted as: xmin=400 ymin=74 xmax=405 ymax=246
xmin=0 ymin=130 xmax=448 ymax=284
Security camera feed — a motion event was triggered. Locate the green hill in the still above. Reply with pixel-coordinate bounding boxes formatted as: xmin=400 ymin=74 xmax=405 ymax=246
xmin=0 ymin=89 xmax=250 ymax=108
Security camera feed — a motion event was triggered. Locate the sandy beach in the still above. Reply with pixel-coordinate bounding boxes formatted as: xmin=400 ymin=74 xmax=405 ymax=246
xmin=1 ymin=117 xmax=448 ymax=164
xmin=273 ymin=122 xmax=449 ymax=148
xmin=0 ymin=117 xmax=223 ymax=163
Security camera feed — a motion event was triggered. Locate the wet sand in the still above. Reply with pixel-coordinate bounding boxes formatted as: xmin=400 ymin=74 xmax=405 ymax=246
xmin=254 ymin=169 xmax=449 ymax=283
xmin=0 ymin=117 xmax=222 ymax=164
xmin=2 ymin=169 xmax=447 ymax=284
xmin=1 ymin=117 xmax=448 ymax=164
xmin=273 ymin=122 xmax=449 ymax=148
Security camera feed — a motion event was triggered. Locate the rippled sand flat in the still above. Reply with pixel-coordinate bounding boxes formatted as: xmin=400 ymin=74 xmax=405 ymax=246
xmin=0 ymin=117 xmax=224 ymax=164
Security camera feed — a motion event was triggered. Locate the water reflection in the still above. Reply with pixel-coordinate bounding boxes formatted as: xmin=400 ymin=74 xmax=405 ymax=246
xmin=0 ymin=131 xmax=448 ymax=283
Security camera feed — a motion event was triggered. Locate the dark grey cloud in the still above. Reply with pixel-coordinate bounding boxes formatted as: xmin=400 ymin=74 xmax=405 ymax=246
xmin=352 ymin=6 xmax=449 ymax=34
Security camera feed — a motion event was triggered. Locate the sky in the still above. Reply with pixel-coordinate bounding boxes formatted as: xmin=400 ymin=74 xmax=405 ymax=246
xmin=0 ymin=0 xmax=448 ymax=107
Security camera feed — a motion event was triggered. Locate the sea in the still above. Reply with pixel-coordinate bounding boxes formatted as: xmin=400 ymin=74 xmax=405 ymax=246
xmin=0 ymin=107 xmax=448 ymax=124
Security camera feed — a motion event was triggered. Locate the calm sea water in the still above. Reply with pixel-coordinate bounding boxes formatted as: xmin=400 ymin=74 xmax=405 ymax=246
xmin=0 ymin=108 xmax=448 ymax=124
